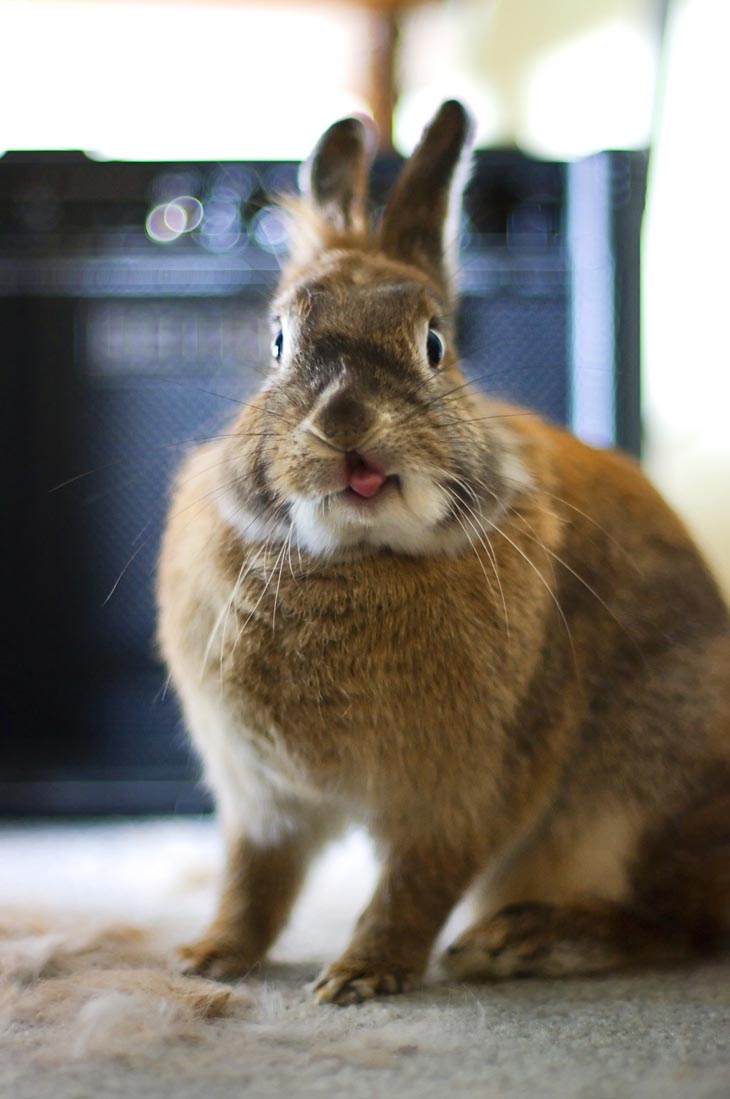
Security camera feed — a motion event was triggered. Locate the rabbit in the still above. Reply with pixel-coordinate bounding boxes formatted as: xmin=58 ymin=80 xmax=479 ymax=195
xmin=157 ymin=100 xmax=730 ymax=1005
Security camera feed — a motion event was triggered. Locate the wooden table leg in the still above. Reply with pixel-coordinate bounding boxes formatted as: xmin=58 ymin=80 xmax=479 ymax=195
xmin=366 ymin=5 xmax=400 ymax=150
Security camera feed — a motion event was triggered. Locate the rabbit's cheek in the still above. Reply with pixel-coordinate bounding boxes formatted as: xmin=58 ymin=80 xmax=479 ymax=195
xmin=399 ymin=473 xmax=452 ymax=526
xmin=216 ymin=488 xmax=289 ymax=547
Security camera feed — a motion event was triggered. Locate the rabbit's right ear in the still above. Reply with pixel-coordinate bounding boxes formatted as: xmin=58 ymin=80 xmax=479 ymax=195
xmin=379 ymin=100 xmax=474 ymax=293
xmin=298 ymin=115 xmax=377 ymax=236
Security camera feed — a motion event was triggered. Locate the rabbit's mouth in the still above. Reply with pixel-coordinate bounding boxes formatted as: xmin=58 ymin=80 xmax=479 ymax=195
xmin=337 ymin=449 xmax=401 ymax=505
xmin=344 ymin=470 xmax=402 ymax=502
xmin=343 ymin=451 xmax=401 ymax=501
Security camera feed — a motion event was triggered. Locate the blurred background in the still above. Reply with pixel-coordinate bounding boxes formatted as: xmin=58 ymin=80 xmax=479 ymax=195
xmin=1 ymin=0 xmax=728 ymax=815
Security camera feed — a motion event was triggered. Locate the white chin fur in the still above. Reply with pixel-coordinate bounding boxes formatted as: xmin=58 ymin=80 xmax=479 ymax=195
xmin=289 ymin=474 xmax=468 ymax=557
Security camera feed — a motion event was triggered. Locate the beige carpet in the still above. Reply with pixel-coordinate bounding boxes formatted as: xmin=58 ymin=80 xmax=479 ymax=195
xmin=1 ymin=818 xmax=728 ymax=1098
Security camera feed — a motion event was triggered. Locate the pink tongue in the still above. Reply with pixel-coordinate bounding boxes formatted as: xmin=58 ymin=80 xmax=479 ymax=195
xmin=348 ymin=466 xmax=387 ymax=498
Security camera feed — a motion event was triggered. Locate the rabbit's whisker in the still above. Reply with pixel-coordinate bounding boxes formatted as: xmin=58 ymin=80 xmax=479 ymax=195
xmin=271 ymin=528 xmax=293 ymax=633
xmin=233 ymin=535 xmax=290 ymax=650
xmin=432 ymin=412 xmax=537 ymax=430
xmin=198 ymin=498 xmax=290 ymax=681
xmin=435 ymin=469 xmax=510 ymax=639
xmin=104 ymin=473 xmax=277 ymax=607
xmin=155 ymin=670 xmax=173 ymax=704
xmin=514 ymin=513 xmax=642 ymax=658
xmin=405 ymin=368 xmax=442 ymax=404
xmin=286 ymin=523 xmax=300 ymax=584
xmin=444 ymin=472 xmax=481 ymax=507
xmin=189 ymin=491 xmax=290 ymax=596
xmin=218 ymin=549 xmax=256 ymax=694
xmin=202 ymin=494 xmax=288 ymax=681
xmin=402 ymin=370 xmax=488 ymax=424
xmin=449 ymin=508 xmax=497 ymax=603
xmin=486 ymin=517 xmax=579 ymax=677
xmin=511 ymin=482 xmax=640 ymax=572
xmin=453 ymin=495 xmax=510 ymax=641
xmin=171 ymin=452 xmax=264 ymax=494
xmin=438 ymin=478 xmax=511 ymax=646
xmin=161 ymin=379 xmax=297 ymax=428
xmin=101 ymin=540 xmax=148 ymax=608
xmin=49 ymin=431 xmax=283 ymax=495
xmin=200 ymin=553 xmax=246 ymax=681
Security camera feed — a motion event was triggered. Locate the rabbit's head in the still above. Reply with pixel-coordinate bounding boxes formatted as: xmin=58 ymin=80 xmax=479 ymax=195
xmin=217 ymin=101 xmax=531 ymax=558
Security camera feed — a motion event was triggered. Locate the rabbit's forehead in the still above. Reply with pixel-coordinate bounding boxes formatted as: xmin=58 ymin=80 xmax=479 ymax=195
xmin=274 ymin=264 xmax=446 ymax=330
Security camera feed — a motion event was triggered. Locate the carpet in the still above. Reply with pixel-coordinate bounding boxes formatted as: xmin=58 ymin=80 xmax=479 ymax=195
xmin=0 ymin=817 xmax=728 ymax=1098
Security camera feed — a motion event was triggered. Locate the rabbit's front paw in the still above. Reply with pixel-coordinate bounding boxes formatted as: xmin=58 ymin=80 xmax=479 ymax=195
xmin=313 ymin=958 xmax=414 ymax=1006
xmin=178 ymin=934 xmax=261 ymax=981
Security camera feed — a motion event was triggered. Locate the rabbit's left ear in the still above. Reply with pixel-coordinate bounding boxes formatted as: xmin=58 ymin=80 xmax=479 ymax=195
xmin=379 ymin=100 xmax=474 ymax=291
xmin=299 ymin=115 xmax=377 ymax=235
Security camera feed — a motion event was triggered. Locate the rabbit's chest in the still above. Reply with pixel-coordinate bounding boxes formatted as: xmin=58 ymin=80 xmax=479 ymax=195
xmin=225 ymin=570 xmax=425 ymax=708
xmin=211 ymin=558 xmax=491 ymax=773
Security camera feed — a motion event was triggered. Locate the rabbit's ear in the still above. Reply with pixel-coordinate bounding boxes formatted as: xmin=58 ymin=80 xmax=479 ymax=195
xmin=379 ymin=100 xmax=474 ymax=290
xmin=299 ymin=115 xmax=377 ymax=234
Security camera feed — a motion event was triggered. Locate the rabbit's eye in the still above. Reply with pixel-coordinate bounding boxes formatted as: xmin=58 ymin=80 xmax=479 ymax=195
xmin=427 ymin=328 xmax=444 ymax=367
xmin=272 ymin=330 xmax=284 ymax=361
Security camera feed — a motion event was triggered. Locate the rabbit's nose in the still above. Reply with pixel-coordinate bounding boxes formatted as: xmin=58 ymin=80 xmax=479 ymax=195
xmin=311 ymin=389 xmax=375 ymax=452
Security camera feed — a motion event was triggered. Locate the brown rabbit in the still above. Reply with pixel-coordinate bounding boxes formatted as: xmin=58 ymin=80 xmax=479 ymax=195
xmin=157 ymin=101 xmax=730 ymax=1005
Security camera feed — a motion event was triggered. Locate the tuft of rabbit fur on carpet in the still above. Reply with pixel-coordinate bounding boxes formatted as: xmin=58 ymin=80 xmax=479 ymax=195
xmin=0 ymin=914 xmax=241 ymax=1063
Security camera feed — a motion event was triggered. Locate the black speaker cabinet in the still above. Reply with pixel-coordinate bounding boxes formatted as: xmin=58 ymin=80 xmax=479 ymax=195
xmin=0 ymin=148 xmax=647 ymax=814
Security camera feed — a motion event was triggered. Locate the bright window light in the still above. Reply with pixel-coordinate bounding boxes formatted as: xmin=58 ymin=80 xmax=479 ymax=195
xmin=643 ymin=0 xmax=730 ymax=596
xmin=0 ymin=0 xmax=369 ymax=160
xmin=521 ymin=17 xmax=657 ymax=158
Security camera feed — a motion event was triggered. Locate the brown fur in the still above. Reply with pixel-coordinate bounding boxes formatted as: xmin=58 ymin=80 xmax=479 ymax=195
xmin=157 ymin=102 xmax=730 ymax=1004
